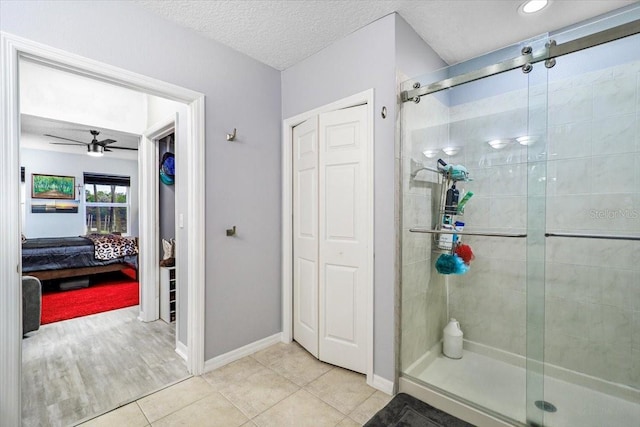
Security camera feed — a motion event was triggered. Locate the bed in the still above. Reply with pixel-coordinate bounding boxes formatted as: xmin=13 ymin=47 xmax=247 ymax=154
xmin=22 ymin=235 xmax=138 ymax=281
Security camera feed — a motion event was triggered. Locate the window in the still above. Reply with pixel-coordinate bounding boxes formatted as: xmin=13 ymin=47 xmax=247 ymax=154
xmin=84 ymin=173 xmax=130 ymax=235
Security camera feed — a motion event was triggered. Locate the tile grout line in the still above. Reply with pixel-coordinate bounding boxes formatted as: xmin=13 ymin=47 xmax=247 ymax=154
xmin=249 ymin=345 xmax=379 ymax=420
xmin=135 ymin=401 xmax=152 ymax=426
xmin=202 ymin=354 xmax=302 ymax=423
xmin=138 ymin=378 xmax=219 ymax=425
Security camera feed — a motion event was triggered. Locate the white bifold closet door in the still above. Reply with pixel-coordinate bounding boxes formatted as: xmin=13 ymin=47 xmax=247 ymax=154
xmin=293 ymin=104 xmax=368 ymax=374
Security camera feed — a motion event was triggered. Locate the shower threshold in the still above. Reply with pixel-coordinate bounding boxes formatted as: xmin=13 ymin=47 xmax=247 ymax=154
xmin=407 ymin=349 xmax=639 ymax=427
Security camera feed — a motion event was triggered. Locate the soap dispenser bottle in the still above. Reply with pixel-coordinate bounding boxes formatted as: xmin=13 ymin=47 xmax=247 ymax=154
xmin=443 ymin=318 xmax=463 ymax=359
xmin=444 ymin=184 xmax=459 ymax=215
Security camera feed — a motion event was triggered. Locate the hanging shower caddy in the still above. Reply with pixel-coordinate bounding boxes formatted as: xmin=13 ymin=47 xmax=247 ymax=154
xmin=410 ymin=158 xmax=471 ymax=254
xmin=410 ymin=158 xmax=476 ymax=274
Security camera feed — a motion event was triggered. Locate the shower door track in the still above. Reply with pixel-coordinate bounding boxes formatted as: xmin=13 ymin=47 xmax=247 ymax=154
xmin=401 ymin=18 xmax=640 ymax=102
xmin=545 ymin=232 xmax=640 ymax=241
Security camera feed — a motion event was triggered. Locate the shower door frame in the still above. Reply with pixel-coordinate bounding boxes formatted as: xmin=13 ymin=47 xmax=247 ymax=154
xmin=400 ymin=20 xmax=640 ymax=103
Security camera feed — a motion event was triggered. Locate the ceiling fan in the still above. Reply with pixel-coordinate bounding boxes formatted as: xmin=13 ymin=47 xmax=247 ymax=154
xmin=45 ymin=129 xmax=137 ymax=157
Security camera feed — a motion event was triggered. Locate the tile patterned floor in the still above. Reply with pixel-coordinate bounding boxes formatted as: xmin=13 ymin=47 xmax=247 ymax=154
xmin=78 ymin=342 xmax=392 ymax=427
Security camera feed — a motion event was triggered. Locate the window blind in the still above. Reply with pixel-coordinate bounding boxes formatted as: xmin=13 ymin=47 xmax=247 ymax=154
xmin=83 ymin=172 xmax=130 ymax=187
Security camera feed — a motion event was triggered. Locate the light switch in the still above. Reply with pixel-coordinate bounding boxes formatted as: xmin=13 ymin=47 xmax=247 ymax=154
xmin=179 ymin=213 xmax=184 ymax=228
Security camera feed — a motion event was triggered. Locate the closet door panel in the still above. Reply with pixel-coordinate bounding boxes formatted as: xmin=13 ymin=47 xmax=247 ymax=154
xmin=318 ymin=104 xmax=368 ymax=373
xmin=293 ymin=117 xmax=319 ymax=357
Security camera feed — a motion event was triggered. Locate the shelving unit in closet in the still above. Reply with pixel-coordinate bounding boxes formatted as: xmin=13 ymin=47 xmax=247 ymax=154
xmin=160 ymin=266 xmax=176 ymax=323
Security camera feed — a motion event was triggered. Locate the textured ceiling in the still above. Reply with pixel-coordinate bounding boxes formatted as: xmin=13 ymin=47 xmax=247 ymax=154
xmin=136 ymin=0 xmax=636 ymax=70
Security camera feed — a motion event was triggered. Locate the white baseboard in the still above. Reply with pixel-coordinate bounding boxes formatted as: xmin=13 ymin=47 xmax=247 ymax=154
xmin=203 ymin=333 xmax=282 ymax=373
xmin=371 ymin=374 xmax=395 ymax=395
xmin=175 ymin=341 xmax=188 ymax=361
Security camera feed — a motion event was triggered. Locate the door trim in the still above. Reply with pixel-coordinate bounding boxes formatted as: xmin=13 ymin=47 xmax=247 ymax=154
xmin=0 ymin=31 xmax=206 ymax=425
xmin=139 ymin=115 xmax=176 ymax=323
xmin=282 ymin=89 xmax=375 ymax=385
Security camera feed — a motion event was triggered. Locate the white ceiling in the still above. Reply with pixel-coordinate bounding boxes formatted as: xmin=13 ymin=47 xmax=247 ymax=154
xmin=21 ymin=115 xmax=139 ymax=159
xmin=136 ymin=0 xmax=636 ymax=70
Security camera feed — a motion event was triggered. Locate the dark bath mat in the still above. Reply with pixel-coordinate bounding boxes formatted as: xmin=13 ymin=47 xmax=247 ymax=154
xmin=364 ymin=393 xmax=475 ymax=427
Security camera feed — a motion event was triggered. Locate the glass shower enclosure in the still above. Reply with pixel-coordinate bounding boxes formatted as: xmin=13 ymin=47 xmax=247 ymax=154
xmin=399 ymin=9 xmax=640 ymax=427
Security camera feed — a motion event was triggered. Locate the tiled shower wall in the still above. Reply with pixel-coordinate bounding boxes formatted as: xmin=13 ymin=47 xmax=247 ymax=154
xmin=446 ymin=77 xmax=532 ymax=359
xmin=543 ymin=58 xmax=640 ymax=388
xmin=400 ymin=87 xmax=449 ymax=370
xmin=422 ymin=58 xmax=640 ymax=388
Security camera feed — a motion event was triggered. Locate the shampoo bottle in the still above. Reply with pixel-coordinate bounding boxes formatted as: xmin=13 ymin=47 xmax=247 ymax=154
xmin=445 ymin=184 xmax=459 ymax=215
xmin=457 ymin=191 xmax=474 ymax=214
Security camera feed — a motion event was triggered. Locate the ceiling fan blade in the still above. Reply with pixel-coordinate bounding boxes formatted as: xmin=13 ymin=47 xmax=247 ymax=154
xmin=109 ymin=146 xmax=138 ymax=151
xmin=98 ymin=139 xmax=117 ymax=145
xmin=44 ymin=134 xmax=87 ymax=144
xmin=50 ymin=142 xmax=86 ymax=146
xmin=104 ymin=148 xmax=113 ymax=152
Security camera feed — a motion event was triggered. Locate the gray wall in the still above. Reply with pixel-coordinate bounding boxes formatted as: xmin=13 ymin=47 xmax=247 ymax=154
xmin=1 ymin=0 xmax=282 ymax=360
xmin=282 ymin=13 xmax=397 ymax=381
xmin=281 ymin=13 xmax=445 ymax=382
xmin=21 ymin=147 xmax=139 ymax=238
xmin=395 ymin=14 xmax=447 ymax=85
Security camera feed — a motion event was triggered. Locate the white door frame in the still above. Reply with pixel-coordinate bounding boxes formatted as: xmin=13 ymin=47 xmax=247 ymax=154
xmin=139 ymin=115 xmax=177 ymax=323
xmin=0 ymin=32 xmax=206 ymax=426
xmin=281 ymin=89 xmax=375 ymax=385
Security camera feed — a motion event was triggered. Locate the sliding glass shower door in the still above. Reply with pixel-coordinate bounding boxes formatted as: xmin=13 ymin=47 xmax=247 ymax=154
xmin=399 ymin=11 xmax=640 ymax=427
xmin=538 ymin=27 xmax=640 ymax=427
xmin=399 ymin=36 xmax=549 ymax=425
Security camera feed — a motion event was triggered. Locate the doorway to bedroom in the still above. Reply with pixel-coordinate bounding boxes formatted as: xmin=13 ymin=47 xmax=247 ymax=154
xmin=17 ymin=58 xmax=189 ymax=426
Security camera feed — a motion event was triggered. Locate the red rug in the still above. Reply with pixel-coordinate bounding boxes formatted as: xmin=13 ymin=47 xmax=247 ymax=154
xmin=41 ymin=269 xmax=139 ymax=324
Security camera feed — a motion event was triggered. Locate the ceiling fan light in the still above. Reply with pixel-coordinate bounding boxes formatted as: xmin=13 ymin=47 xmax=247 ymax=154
xmin=87 ymin=144 xmax=104 ymax=157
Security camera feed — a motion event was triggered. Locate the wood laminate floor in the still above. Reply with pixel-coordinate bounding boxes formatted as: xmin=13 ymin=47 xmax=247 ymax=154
xmin=22 ymin=306 xmax=189 ymax=427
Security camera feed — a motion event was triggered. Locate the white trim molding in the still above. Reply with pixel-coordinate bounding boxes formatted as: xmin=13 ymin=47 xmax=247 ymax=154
xmin=372 ymin=375 xmax=395 ymax=396
xmin=0 ymin=30 xmax=24 ymax=427
xmin=176 ymin=341 xmax=188 ymax=362
xmin=204 ymin=333 xmax=283 ymax=373
xmin=0 ymin=31 xmax=206 ymax=425
xmin=281 ymin=89 xmax=375 ymax=385
xmin=186 ymin=95 xmax=206 ymax=375
xmin=139 ymin=115 xmax=176 ymax=323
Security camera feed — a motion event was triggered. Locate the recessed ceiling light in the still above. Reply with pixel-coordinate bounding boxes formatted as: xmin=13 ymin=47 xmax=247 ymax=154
xmin=520 ymin=0 xmax=549 ymax=14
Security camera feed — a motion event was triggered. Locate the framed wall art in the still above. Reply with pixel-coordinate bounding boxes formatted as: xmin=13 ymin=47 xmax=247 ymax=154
xmin=31 ymin=174 xmax=75 ymax=200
